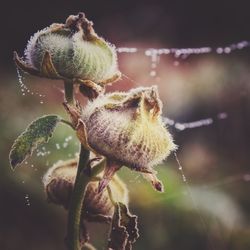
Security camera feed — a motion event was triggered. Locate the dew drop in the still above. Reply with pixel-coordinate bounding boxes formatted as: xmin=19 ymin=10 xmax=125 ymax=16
xmin=243 ymin=174 xmax=250 ymax=182
xmin=173 ymin=61 xmax=180 ymax=66
xmin=24 ymin=194 xmax=31 ymax=206
xmin=174 ymin=153 xmax=187 ymax=183
xmin=150 ymin=71 xmax=156 ymax=77
xmin=216 ymin=47 xmax=223 ymax=54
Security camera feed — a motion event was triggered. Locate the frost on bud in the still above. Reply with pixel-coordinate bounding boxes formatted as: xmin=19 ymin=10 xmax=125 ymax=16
xmin=64 ymin=86 xmax=176 ymax=192
xmin=43 ymin=158 xmax=128 ymax=222
xmin=14 ymin=13 xmax=121 ymax=98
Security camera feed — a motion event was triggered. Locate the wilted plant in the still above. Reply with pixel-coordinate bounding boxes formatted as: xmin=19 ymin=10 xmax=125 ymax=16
xmin=9 ymin=12 xmax=176 ymax=250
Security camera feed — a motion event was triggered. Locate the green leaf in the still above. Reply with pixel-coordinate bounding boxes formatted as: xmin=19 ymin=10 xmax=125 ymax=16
xmin=9 ymin=115 xmax=61 ymax=169
xmin=108 ymin=202 xmax=139 ymax=250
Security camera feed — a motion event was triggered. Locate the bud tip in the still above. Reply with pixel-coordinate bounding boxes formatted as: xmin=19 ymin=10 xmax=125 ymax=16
xmin=154 ymin=181 xmax=164 ymax=192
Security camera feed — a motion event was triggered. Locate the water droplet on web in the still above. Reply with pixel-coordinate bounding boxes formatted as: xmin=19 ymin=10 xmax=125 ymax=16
xmin=216 ymin=47 xmax=223 ymax=54
xmin=24 ymin=194 xmax=31 ymax=206
xmin=174 ymin=153 xmax=187 ymax=183
xmin=173 ymin=61 xmax=180 ymax=66
xmin=243 ymin=174 xmax=250 ymax=182
xmin=145 ymin=48 xmax=160 ymax=77
xmin=116 ymin=44 xmax=241 ymax=250
xmin=150 ymin=71 xmax=156 ymax=77
xmin=16 ymin=66 xmax=46 ymax=104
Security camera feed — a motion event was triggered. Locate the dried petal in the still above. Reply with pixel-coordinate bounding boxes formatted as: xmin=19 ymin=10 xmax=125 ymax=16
xmin=142 ymin=171 xmax=164 ymax=192
xmin=77 ymin=79 xmax=104 ymax=100
xmin=40 ymin=51 xmax=60 ymax=78
xmin=108 ymin=202 xmax=139 ymax=250
xmin=62 ymin=102 xmax=97 ymax=154
xmin=14 ymin=51 xmax=41 ymax=76
xmin=98 ymin=162 xmax=121 ymax=193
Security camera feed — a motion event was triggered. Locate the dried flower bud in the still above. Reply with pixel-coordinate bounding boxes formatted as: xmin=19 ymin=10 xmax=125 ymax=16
xmin=14 ymin=13 xmax=121 ymax=97
xmin=83 ymin=86 xmax=175 ymax=167
xmin=43 ymin=158 xmax=128 ymax=221
xmin=64 ymin=86 xmax=176 ymax=192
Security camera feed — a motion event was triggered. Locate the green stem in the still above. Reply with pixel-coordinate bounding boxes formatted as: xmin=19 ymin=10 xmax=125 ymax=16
xmin=64 ymin=80 xmax=74 ymax=104
xmin=61 ymin=119 xmax=74 ymax=129
xmin=67 ymin=145 xmax=90 ymax=250
xmin=89 ymin=157 xmax=106 ymax=178
xmin=63 ymin=80 xmax=98 ymax=249
xmin=63 ymin=79 xmax=88 ymax=249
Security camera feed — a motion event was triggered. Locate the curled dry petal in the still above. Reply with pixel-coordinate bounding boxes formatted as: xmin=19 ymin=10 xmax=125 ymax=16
xmin=98 ymin=161 xmax=121 ymax=193
xmin=108 ymin=202 xmax=139 ymax=250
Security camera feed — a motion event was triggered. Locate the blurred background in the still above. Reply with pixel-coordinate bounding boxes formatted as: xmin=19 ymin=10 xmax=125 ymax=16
xmin=1 ymin=0 xmax=250 ymax=249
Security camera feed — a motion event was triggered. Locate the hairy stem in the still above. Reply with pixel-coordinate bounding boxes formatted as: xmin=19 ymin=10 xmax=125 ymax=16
xmin=64 ymin=80 xmax=75 ymax=104
xmin=63 ymin=80 xmax=100 ymax=249
xmin=63 ymin=81 xmax=91 ymax=249
xmin=67 ymin=146 xmax=90 ymax=250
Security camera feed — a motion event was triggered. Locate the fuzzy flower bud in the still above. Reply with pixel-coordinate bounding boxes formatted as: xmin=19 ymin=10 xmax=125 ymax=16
xmin=14 ymin=13 xmax=121 ymax=97
xmin=43 ymin=158 xmax=128 ymax=222
xmin=64 ymin=86 xmax=176 ymax=192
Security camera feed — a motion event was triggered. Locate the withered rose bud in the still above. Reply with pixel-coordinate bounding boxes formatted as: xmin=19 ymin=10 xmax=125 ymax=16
xmin=64 ymin=86 xmax=176 ymax=193
xmin=14 ymin=13 xmax=121 ymax=97
xmin=43 ymin=158 xmax=128 ymax=222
